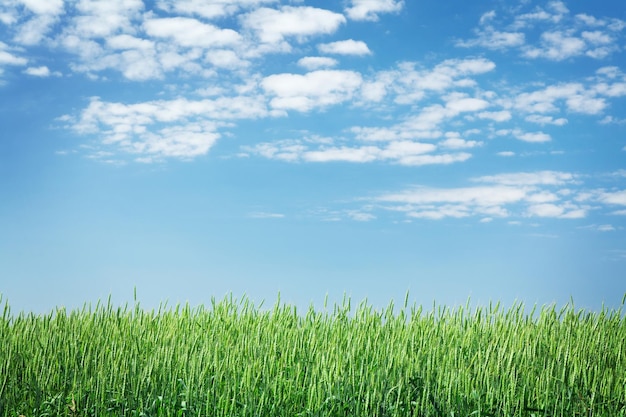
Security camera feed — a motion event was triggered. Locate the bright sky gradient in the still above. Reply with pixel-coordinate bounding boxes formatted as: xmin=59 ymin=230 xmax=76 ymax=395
xmin=1 ymin=0 xmax=625 ymax=315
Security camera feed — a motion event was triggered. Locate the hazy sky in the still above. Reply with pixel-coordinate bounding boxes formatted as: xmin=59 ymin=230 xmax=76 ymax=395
xmin=1 ymin=0 xmax=625 ymax=315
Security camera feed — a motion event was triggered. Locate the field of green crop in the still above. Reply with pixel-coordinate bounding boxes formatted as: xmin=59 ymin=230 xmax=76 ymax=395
xmin=0 ymin=293 xmax=624 ymax=417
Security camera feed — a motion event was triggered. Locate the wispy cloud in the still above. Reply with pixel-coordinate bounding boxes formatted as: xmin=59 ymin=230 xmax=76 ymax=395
xmin=156 ymin=0 xmax=276 ymax=20
xmin=313 ymin=169 xmax=626 ymax=223
xmin=248 ymin=211 xmax=285 ymax=219
xmin=458 ymin=1 xmax=625 ymax=61
xmin=579 ymin=224 xmax=616 ymax=232
xmin=0 ymin=41 xmax=27 ymax=66
xmin=365 ymin=170 xmax=590 ymax=221
xmin=242 ymin=137 xmax=471 ymax=166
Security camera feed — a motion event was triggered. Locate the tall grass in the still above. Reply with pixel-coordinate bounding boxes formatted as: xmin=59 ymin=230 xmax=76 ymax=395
xmin=0 ymin=293 xmax=624 ymax=417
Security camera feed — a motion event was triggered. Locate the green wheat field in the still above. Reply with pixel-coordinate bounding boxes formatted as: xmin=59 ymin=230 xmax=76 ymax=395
xmin=1 ymin=293 xmax=624 ymax=417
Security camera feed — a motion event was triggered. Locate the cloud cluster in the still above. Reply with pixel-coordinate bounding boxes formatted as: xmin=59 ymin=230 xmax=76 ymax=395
xmin=371 ymin=171 xmax=589 ymax=221
xmin=58 ymin=53 xmax=626 ymax=164
xmin=458 ymin=1 xmax=626 ymax=61
xmin=243 ymin=136 xmax=468 ymax=166
xmin=63 ymin=95 xmax=271 ymax=162
xmin=3 ymin=0 xmax=626 ymax=174
xmin=0 ymin=1 xmax=385 ymax=81
xmin=316 ymin=169 xmax=626 ymax=224
xmin=2 ymin=0 xmax=626 ymax=231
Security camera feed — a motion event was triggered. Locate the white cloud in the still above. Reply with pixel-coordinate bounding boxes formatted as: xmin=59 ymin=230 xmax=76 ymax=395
xmin=345 ymin=0 xmax=404 ymax=21
xmin=497 ymin=151 xmax=515 ymax=157
xmin=70 ymin=0 xmax=144 ymax=39
xmin=262 ymin=70 xmax=362 ymax=112
xmin=598 ymin=224 xmax=615 ymax=231
xmin=527 ymin=191 xmax=559 ymax=203
xmin=10 ymin=0 xmax=624 ymax=182
xmin=50 ymin=0 xmax=162 ymax=80
xmin=143 ymin=17 xmax=241 ymax=48
xmin=156 ymin=0 xmax=276 ymax=20
xmin=600 ymin=190 xmax=626 ymax=206
xmin=66 ymin=95 xmax=270 ymax=161
xmin=581 ymin=30 xmax=613 ymax=45
xmin=297 ymin=56 xmax=338 ymax=70
xmin=205 ymin=49 xmax=249 ymax=70
xmin=445 ymin=96 xmax=489 ymax=113
xmin=566 ymin=94 xmax=606 ymax=114
xmin=365 ymin=170 xmax=589 ymax=220
xmin=399 ymin=153 xmax=472 ymax=166
xmin=516 ymin=131 xmax=551 ymax=143
xmin=388 ymin=58 xmax=495 ymax=104
xmin=248 ymin=211 xmax=285 ymax=219
xmin=244 ymin=139 xmax=306 ymax=162
xmin=595 ymin=224 xmax=615 ymax=232
xmin=107 ymin=34 xmax=154 ymax=51
xmin=9 ymin=0 xmax=64 ymax=45
xmin=0 ymin=42 xmax=27 ymax=66
xmin=359 ymin=79 xmax=389 ymax=103
xmin=575 ymin=14 xmax=605 ymax=27
xmin=594 ymin=82 xmax=626 ymax=98
xmin=241 ymin=6 xmax=345 ymax=45
xmin=459 ymin=2 xmax=623 ymax=61
xmin=514 ymin=10 xmax=554 ymax=27
xmin=478 ymin=110 xmax=512 ymax=122
xmin=23 ymin=65 xmax=50 ymax=76
xmin=243 ymin=136 xmax=474 ymax=167
xmin=515 ymin=83 xmax=606 ymax=115
xmin=66 ymin=36 xmax=163 ymax=81
xmin=360 ymin=106 xmax=445 ymax=139
xmin=54 ymin=1 xmax=279 ymax=80
xmin=377 ymin=185 xmax=528 ymax=207
xmin=440 ymin=137 xmax=482 ymax=149
xmin=548 ymin=1 xmax=569 ymax=16
xmin=479 ymin=11 xmax=496 ymax=25
xmin=473 ymin=171 xmax=577 ymax=186
xmin=496 ymin=129 xmax=552 ymax=143
xmin=131 ymin=123 xmax=221 ymax=160
xmin=14 ymin=14 xmax=59 ymax=45
xmin=451 ymin=58 xmax=497 ymax=74
xmin=525 ymin=115 xmax=568 ymax=125
xmin=20 ymin=0 xmax=64 ymax=15
xmin=512 ymin=2 xmax=568 ymax=29
xmin=350 ymin=84 xmax=490 ymax=148
xmin=523 ymin=31 xmax=586 ymax=61
xmin=526 ymin=203 xmax=585 ymax=218
xmin=347 ymin=211 xmax=376 ymax=222
xmin=0 ymin=11 xmax=16 ymax=25
xmin=303 ymin=146 xmax=379 ymax=163
xmin=408 ymin=206 xmax=470 ymax=220
xmin=456 ymin=28 xmax=525 ymax=50
xmin=318 ymin=39 xmax=371 ymax=56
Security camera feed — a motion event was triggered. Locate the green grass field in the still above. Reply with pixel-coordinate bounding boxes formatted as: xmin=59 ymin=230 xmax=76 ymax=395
xmin=1 ymin=293 xmax=624 ymax=417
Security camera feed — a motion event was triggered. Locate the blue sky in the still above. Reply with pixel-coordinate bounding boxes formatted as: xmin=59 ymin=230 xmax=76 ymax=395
xmin=1 ymin=0 xmax=625 ymax=315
